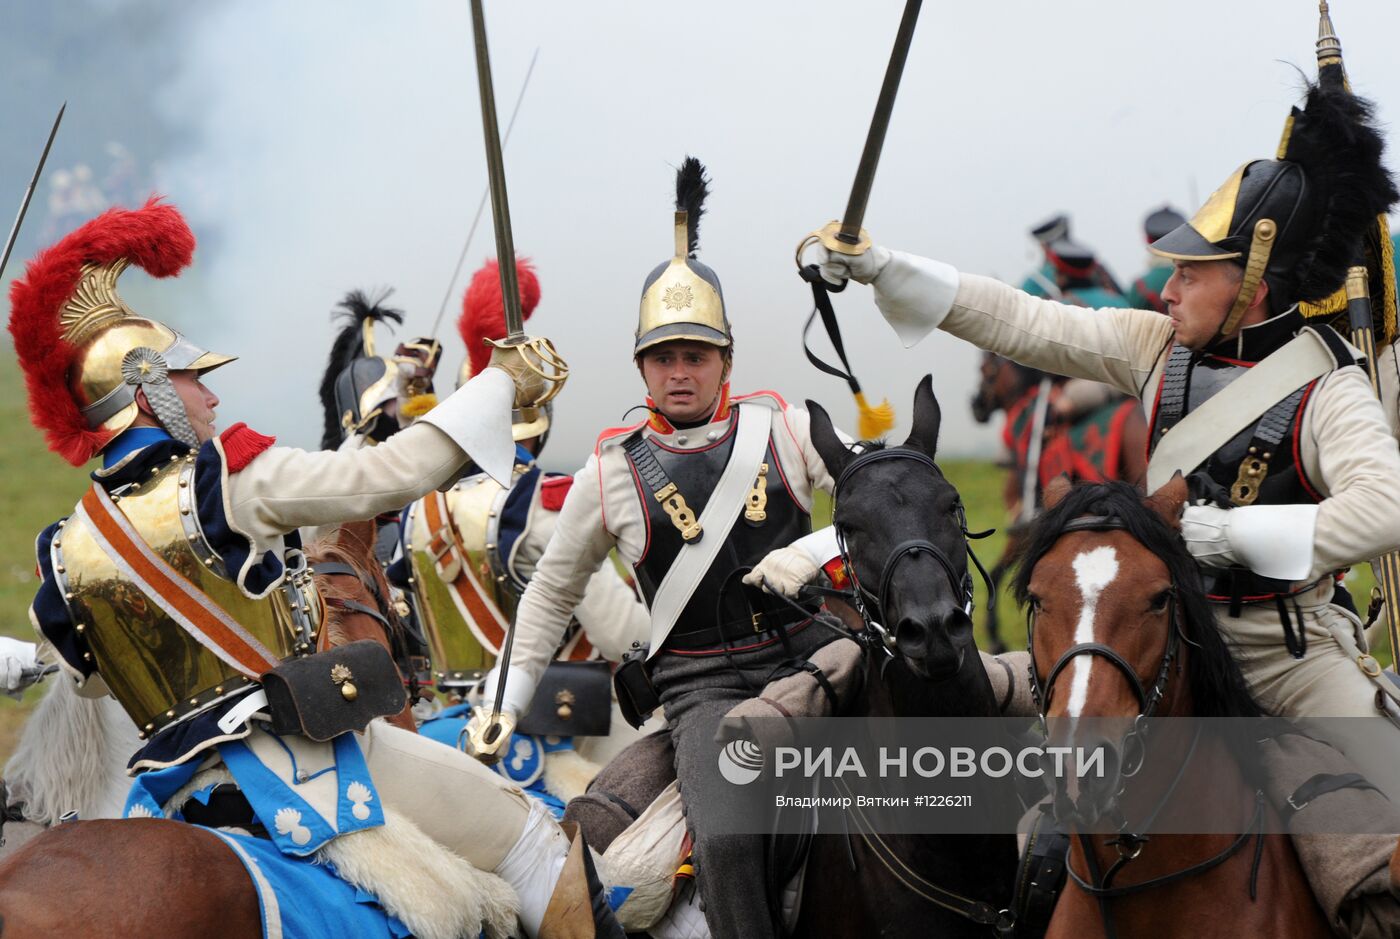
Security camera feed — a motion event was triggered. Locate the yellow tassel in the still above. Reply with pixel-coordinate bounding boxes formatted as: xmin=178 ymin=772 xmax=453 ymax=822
xmin=854 ymin=391 xmax=896 ymax=440
xmin=400 ymin=393 xmax=438 ymax=418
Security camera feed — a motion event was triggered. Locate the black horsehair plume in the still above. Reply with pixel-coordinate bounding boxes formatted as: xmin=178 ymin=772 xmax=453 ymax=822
xmin=317 ymin=288 xmax=404 ymax=450
xmin=674 ymin=156 xmax=710 ymax=259
xmin=1280 ymin=75 xmax=1399 ymax=303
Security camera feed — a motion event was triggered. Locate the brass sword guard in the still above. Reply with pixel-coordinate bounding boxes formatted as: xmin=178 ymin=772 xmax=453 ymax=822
xmin=795 ymin=220 xmax=872 ymax=270
xmin=486 ymin=334 xmax=570 ymax=410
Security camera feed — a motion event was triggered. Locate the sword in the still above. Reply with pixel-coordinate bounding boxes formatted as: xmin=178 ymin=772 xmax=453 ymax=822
xmin=1 ymin=103 xmax=65 ymax=282
xmin=464 ymin=0 xmax=563 ymax=763
xmin=429 ymin=47 xmax=540 ymax=340
xmin=799 ymin=0 xmax=922 ymax=260
xmin=794 ymin=0 xmax=921 ymax=440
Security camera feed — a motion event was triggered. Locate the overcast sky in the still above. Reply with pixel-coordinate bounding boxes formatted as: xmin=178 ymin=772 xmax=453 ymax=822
xmin=4 ymin=0 xmax=1400 ymax=469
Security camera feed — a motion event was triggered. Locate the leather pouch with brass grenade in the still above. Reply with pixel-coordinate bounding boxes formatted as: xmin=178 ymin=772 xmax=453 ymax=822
xmin=260 ymin=640 xmax=408 ymax=742
xmin=517 ymin=660 xmax=612 ymax=737
xmin=613 ymin=642 xmax=661 ymax=730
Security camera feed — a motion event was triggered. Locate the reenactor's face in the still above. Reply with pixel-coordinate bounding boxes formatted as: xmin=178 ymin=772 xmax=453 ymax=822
xmin=1160 ymin=260 xmax=1263 ymax=352
xmin=168 ymin=370 xmax=221 ymax=443
xmin=639 ymin=341 xmax=729 ymax=424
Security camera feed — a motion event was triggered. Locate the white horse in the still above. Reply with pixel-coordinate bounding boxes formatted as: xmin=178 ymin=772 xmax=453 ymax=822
xmin=1 ymin=676 xmax=139 ymax=855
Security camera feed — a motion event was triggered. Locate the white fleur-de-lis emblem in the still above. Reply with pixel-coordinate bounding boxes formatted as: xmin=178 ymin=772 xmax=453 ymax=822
xmin=347 ymin=780 xmax=374 ymax=821
xmin=274 ymin=807 xmax=312 ymax=846
xmin=509 ymin=739 xmax=531 ymax=773
xmin=126 ymin=804 xmax=156 ymax=819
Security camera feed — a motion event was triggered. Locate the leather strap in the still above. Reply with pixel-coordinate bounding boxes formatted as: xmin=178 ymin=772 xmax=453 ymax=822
xmin=77 ymin=485 xmax=281 ymax=680
xmin=421 ymin=489 xmax=509 ymax=654
xmin=1146 ymin=329 xmax=1338 ymax=491
xmin=647 ymin=404 xmax=772 ymax=657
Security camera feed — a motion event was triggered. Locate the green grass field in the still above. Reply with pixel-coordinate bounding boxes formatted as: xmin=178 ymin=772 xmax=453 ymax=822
xmin=0 ymin=354 xmax=1388 ymax=766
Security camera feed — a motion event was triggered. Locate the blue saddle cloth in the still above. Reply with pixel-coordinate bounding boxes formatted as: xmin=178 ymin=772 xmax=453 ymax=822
xmin=419 ymin=703 xmax=569 ymax=818
xmin=204 ymin=826 xmax=412 ymax=939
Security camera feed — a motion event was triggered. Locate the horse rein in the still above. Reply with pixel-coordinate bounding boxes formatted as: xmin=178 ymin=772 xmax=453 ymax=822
xmin=1026 ymin=514 xmax=1264 ymax=938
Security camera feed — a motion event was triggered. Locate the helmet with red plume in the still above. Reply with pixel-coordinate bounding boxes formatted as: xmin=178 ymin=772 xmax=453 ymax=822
xmin=456 ymin=257 xmax=545 ymax=442
xmin=7 ymin=199 xmax=235 ymax=465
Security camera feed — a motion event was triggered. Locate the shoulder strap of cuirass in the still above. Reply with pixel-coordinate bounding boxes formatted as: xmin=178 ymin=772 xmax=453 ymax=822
xmin=646 ymin=403 xmax=772 ymax=657
xmin=421 ymin=489 xmax=510 ymax=654
xmin=1145 ymin=328 xmax=1339 ymax=492
xmin=74 ymin=484 xmax=282 ymax=680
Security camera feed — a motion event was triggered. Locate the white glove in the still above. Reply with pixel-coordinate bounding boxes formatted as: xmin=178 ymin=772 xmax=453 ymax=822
xmin=813 ymin=243 xmax=892 ymax=287
xmin=807 ymin=244 xmax=960 ymax=348
xmin=0 ymin=637 xmax=40 ymax=698
xmin=480 ymin=663 xmax=537 ymax=729
xmin=1181 ymin=503 xmax=1319 ymax=581
xmin=743 ymin=527 xmax=840 ymax=599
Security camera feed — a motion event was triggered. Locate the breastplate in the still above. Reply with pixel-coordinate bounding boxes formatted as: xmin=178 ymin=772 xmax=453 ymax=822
xmin=51 ymin=454 xmax=322 ymax=738
xmin=628 ymin=429 xmax=811 ymax=639
xmin=407 ymin=469 xmax=519 ymax=687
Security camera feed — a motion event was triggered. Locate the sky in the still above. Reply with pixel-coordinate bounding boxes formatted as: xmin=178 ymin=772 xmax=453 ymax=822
xmin=4 ymin=0 xmax=1400 ymax=470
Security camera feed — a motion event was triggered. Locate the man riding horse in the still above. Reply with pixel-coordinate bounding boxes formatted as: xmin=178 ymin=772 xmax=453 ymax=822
xmin=461 ymin=157 xmax=853 ymax=939
xmin=405 ymin=256 xmax=650 ymax=809
xmin=10 ymin=200 xmax=624 ymax=938
xmin=810 ymin=75 xmax=1400 ymax=808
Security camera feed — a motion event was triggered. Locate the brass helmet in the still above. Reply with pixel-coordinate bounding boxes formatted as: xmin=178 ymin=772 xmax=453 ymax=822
xmin=456 ymin=257 xmax=548 ymax=443
xmin=1149 ymin=76 xmax=1397 ymax=336
xmin=9 ymin=200 xmax=235 ymax=465
xmin=634 ymin=157 xmax=731 ymax=355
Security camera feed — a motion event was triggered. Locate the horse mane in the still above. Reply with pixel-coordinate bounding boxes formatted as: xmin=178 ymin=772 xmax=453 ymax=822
xmin=1012 ymin=481 xmax=1262 ymax=719
xmin=304 ymin=519 xmax=404 ymax=650
xmin=4 ymin=678 xmax=141 ymax=824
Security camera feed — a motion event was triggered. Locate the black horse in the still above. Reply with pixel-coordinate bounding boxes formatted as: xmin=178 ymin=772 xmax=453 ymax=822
xmin=790 ymin=376 xmax=1019 ymax=937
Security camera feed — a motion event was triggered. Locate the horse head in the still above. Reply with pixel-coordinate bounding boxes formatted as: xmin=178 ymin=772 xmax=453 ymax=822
xmin=809 ymin=377 xmax=989 ymax=708
xmin=1017 ymin=475 xmax=1261 ymax=826
xmin=970 ymin=353 xmax=1036 ymax=424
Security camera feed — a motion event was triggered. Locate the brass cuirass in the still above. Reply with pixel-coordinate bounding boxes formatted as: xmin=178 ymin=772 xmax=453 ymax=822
xmin=51 ymin=454 xmax=322 ymax=738
xmin=407 ymin=468 xmax=525 ymax=690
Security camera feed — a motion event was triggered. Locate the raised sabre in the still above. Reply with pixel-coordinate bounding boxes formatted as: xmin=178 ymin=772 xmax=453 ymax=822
xmin=465 ymin=0 xmax=565 ymax=762
xmin=1 ymin=102 xmax=65 ymax=282
xmin=794 ymin=0 xmax=921 ymax=440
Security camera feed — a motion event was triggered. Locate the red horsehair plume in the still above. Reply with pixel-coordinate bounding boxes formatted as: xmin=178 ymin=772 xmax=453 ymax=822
xmin=458 ymin=257 xmax=540 ymax=380
xmin=7 ymin=198 xmax=196 ymax=465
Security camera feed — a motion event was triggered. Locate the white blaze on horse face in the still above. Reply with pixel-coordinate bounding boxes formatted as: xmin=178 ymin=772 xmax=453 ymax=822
xmin=1067 ymin=546 xmax=1120 ymax=718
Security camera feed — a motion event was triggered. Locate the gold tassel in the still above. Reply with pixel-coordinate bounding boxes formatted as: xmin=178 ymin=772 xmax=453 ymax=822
xmin=854 ymin=391 xmax=895 ymax=440
xmin=400 ymin=393 xmax=438 ymax=418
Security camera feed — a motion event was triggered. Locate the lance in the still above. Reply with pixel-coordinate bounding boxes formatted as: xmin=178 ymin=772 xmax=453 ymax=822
xmin=465 ymin=0 xmax=566 ymax=762
xmin=0 ymin=103 xmax=65 ymax=282
xmin=1309 ymin=3 xmax=1400 ymax=669
xmin=796 ymin=0 xmax=922 ymax=440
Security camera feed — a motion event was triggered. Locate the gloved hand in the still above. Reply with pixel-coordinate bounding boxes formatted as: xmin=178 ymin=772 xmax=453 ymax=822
xmin=802 ymin=241 xmax=961 ymax=348
xmin=810 ymin=243 xmax=892 ymax=287
xmin=461 ymin=707 xmax=518 ymax=766
xmin=1181 ymin=504 xmax=1237 ymax=570
xmin=1180 ymin=503 xmax=1319 ymax=581
xmin=743 ymin=546 xmax=820 ymax=600
xmin=0 ymin=637 xmax=40 ymax=699
xmin=743 ymin=528 xmax=840 ymax=598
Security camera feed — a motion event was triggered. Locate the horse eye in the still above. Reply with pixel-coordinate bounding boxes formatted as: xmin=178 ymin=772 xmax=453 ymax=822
xmin=1028 ymin=594 xmax=1044 ymax=614
xmin=1149 ymin=589 xmax=1173 ymax=613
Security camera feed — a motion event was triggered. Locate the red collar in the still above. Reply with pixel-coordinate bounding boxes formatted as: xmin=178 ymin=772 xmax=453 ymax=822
xmin=644 ymin=382 xmax=731 ymax=433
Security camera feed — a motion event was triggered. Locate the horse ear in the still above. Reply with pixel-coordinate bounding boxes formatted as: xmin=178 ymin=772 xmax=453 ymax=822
xmin=1147 ymin=471 xmax=1190 ymax=530
xmin=904 ymin=374 xmax=941 ymax=457
xmin=806 ymin=399 xmax=852 ymax=480
xmin=1043 ymin=474 xmax=1073 ymax=510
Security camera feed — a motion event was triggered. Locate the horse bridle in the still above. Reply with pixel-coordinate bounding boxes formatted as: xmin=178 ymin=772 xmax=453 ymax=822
xmin=819 ymin=448 xmax=995 ymax=657
xmin=1027 ymin=514 xmax=1185 ymax=778
xmin=1026 ymin=514 xmax=1263 ymax=939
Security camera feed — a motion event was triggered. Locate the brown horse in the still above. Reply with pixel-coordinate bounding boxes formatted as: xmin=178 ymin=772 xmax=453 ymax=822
xmin=1016 ymin=476 xmax=1329 ymax=939
xmin=0 ymin=519 xmax=419 ymax=937
xmin=971 ymin=352 xmax=1147 ymax=653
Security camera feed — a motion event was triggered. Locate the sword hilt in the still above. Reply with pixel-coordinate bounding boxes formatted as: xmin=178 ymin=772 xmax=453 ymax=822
xmin=795 ymin=220 xmax=873 ymax=270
